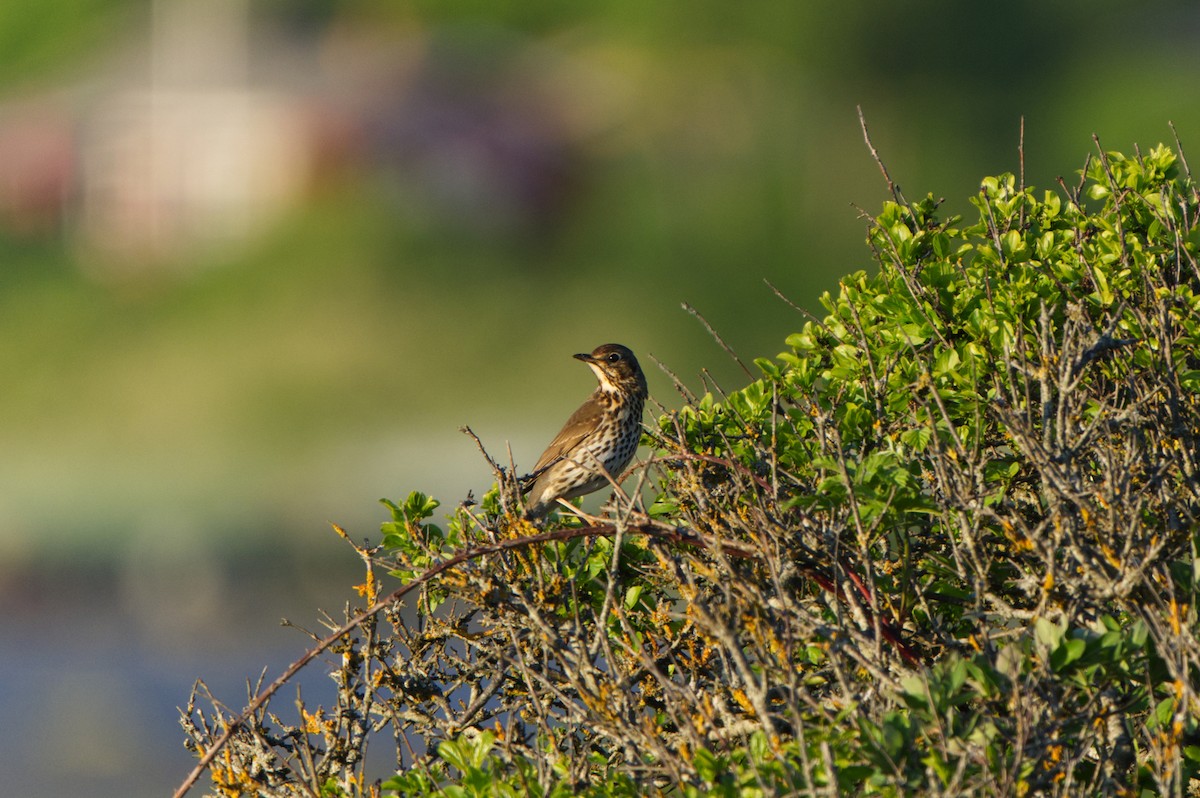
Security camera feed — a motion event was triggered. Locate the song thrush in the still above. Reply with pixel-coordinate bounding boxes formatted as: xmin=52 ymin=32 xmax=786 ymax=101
xmin=522 ymin=343 xmax=648 ymax=519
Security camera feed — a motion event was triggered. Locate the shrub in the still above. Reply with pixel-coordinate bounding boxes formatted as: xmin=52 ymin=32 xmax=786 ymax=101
xmin=180 ymin=140 xmax=1200 ymax=797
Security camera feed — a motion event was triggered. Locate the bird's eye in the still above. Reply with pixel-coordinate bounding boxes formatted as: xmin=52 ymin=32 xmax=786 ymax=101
xmin=607 ymin=352 xmax=622 ymax=363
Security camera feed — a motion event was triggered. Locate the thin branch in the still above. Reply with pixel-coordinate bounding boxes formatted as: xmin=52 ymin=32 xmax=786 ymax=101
xmin=1018 ymin=116 xmax=1026 ymax=193
xmin=1170 ymin=120 xmax=1192 ymax=181
xmin=681 ymin=302 xmax=754 ymax=380
xmin=648 ymin=352 xmax=697 ymax=405
xmin=764 ymin=278 xmax=822 ymax=324
xmin=858 ymin=105 xmax=905 ymax=207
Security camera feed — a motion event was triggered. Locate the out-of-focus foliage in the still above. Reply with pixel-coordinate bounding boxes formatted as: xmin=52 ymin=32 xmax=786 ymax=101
xmin=3 ymin=2 xmax=1200 ymax=558
xmin=184 ymin=142 xmax=1200 ymax=795
xmin=0 ymin=0 xmax=129 ymax=86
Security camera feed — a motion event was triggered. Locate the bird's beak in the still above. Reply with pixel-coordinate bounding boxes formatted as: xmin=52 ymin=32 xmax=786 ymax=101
xmin=573 ymin=353 xmax=594 ymax=363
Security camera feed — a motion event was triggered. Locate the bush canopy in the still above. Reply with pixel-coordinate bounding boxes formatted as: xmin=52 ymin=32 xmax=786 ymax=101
xmin=181 ymin=140 xmax=1200 ymax=797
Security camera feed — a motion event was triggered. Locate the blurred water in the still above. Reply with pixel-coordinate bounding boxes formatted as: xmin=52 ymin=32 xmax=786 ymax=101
xmin=1 ymin=558 xmax=360 ymax=798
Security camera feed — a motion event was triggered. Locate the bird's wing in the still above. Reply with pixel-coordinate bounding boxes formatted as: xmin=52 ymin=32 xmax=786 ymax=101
xmin=531 ymin=395 xmax=604 ymax=474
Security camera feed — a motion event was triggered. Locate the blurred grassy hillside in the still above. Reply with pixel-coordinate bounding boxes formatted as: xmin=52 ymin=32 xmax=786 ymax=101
xmin=1 ymin=0 xmax=1198 ymax=567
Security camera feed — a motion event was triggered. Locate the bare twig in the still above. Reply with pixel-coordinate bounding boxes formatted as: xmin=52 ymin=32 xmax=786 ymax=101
xmin=764 ymin=278 xmax=821 ymax=323
xmin=858 ymin=105 xmax=905 ymax=207
xmin=681 ymin=302 xmax=754 ymax=380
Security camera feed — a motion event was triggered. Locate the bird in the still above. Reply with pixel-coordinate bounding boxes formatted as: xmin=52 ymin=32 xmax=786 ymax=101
xmin=522 ymin=343 xmax=648 ymax=519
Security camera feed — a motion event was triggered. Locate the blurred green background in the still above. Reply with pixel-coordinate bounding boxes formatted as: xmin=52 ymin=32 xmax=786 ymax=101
xmin=1 ymin=1 xmax=1196 ymax=795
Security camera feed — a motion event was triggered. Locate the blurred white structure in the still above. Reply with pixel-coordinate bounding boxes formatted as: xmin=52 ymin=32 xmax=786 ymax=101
xmin=77 ymin=0 xmax=312 ymax=271
xmin=79 ymin=87 xmax=308 ymax=268
xmin=0 ymin=1 xmax=590 ymax=274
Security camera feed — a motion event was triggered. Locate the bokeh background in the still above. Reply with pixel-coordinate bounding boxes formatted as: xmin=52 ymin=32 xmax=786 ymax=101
xmin=1 ymin=1 xmax=1197 ymax=795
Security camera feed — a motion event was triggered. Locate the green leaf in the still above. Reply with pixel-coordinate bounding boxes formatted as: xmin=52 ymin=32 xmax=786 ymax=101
xmin=1050 ymin=637 xmax=1087 ymax=672
xmin=1035 ymin=617 xmax=1064 ymax=649
xmin=1155 ymin=697 xmax=1175 ymax=728
xmin=693 ymin=747 xmax=720 ymax=783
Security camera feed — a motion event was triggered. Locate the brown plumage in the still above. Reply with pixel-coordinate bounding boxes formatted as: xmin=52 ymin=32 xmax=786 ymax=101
xmin=522 ymin=343 xmax=648 ymax=519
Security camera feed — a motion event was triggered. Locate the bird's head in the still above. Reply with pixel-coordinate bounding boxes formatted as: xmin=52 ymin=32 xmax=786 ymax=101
xmin=574 ymin=343 xmax=647 ymax=397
